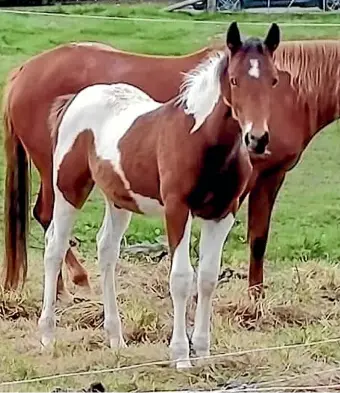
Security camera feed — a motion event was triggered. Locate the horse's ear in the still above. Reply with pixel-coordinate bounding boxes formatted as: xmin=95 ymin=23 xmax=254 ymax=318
xmin=226 ymin=21 xmax=242 ymax=55
xmin=264 ymin=23 xmax=280 ymax=55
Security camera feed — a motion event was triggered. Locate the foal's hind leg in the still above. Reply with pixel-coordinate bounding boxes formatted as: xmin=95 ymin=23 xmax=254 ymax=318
xmin=33 ymin=182 xmax=73 ymax=303
xmin=38 ymin=189 xmax=77 ymax=348
xmin=34 ymin=174 xmax=91 ymax=301
xmin=97 ymin=199 xmax=131 ymax=348
xmin=191 ymin=213 xmax=235 ymax=361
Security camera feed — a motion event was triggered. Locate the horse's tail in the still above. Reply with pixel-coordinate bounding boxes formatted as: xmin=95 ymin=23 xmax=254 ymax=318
xmin=2 ymin=66 xmax=30 ymax=290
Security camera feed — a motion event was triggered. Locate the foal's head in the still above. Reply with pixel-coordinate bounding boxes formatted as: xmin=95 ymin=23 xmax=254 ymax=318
xmin=224 ymin=22 xmax=280 ymax=154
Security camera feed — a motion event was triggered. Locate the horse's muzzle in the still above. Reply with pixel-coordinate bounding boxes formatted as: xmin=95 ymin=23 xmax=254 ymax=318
xmin=245 ymin=131 xmax=269 ymax=155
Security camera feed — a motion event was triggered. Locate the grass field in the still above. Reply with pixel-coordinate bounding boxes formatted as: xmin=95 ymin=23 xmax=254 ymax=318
xmin=1 ymin=4 xmax=340 ymax=392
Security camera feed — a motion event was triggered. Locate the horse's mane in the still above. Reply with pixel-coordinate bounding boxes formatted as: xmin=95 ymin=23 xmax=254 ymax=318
xmin=175 ymin=50 xmax=227 ymax=133
xmin=274 ymin=40 xmax=340 ymax=108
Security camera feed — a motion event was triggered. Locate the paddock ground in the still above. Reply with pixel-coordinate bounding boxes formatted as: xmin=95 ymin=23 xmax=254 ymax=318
xmin=1 ymin=5 xmax=340 ymax=391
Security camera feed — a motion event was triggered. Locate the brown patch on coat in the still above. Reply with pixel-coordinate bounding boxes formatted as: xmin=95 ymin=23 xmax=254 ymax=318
xmin=56 ymin=129 xmax=142 ymax=214
xmin=56 ymin=130 xmax=94 ymax=210
xmin=88 ymin=142 xmax=143 ymax=215
xmin=117 ymin=109 xmax=165 ymax=204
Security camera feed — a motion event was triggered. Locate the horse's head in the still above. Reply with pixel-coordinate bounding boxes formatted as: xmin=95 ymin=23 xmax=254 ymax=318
xmin=222 ymin=22 xmax=280 ymax=155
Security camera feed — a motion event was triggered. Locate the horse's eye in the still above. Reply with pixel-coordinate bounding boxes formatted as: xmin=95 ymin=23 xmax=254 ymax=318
xmin=272 ymin=77 xmax=278 ymax=87
xmin=230 ymin=77 xmax=237 ymax=86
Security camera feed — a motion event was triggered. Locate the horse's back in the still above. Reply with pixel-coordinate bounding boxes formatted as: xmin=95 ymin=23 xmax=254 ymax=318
xmin=53 ymin=82 xmax=163 ymax=212
xmin=54 ymin=83 xmax=161 ymax=168
xmin=58 ymin=82 xmax=160 ymax=134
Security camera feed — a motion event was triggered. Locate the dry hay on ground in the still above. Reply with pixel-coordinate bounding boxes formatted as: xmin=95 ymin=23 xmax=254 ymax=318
xmin=2 ymin=257 xmax=340 ymax=341
xmin=51 ymin=259 xmax=340 ymax=336
xmin=1 ymin=257 xmax=340 ymax=390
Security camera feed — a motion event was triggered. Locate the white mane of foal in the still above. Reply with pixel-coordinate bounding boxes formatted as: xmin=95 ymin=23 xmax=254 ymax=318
xmin=176 ymin=51 xmax=226 ymax=134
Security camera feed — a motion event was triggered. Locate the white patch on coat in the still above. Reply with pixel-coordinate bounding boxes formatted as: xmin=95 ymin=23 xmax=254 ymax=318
xmin=248 ymin=59 xmax=260 ymax=78
xmin=176 ymin=51 xmax=226 ymax=134
xmin=54 ymin=83 xmax=164 ymax=215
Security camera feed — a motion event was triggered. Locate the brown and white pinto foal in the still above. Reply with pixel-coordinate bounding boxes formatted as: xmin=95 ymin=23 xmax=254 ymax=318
xmin=39 ymin=26 xmax=280 ymax=369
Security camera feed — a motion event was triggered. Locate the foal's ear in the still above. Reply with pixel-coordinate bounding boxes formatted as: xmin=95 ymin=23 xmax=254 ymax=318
xmin=264 ymin=23 xmax=280 ymax=55
xmin=226 ymin=21 xmax=242 ymax=55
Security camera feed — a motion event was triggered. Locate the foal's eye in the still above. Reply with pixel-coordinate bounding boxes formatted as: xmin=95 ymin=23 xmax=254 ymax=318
xmin=230 ymin=77 xmax=237 ymax=86
xmin=272 ymin=77 xmax=279 ymax=87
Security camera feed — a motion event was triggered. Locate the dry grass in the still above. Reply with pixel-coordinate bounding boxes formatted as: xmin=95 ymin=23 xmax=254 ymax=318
xmin=1 ymin=254 xmax=340 ymax=392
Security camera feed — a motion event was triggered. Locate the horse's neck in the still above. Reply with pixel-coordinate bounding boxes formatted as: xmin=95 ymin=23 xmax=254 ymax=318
xmin=275 ymin=41 xmax=340 ymax=137
xmin=199 ymin=99 xmax=238 ymax=145
xmin=309 ymin=67 xmax=340 ymax=134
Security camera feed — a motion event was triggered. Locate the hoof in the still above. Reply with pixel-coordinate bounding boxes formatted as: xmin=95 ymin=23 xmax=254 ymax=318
xmin=38 ymin=315 xmax=55 ymax=352
xmin=174 ymin=360 xmax=193 ymax=370
xmin=109 ymin=337 xmax=127 ymax=349
xmin=170 ymin=342 xmax=191 ymax=370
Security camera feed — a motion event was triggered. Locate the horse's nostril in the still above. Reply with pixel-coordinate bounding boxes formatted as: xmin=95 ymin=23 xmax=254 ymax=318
xmin=262 ymin=131 xmax=269 ymax=145
xmin=245 ymin=132 xmax=250 ymax=146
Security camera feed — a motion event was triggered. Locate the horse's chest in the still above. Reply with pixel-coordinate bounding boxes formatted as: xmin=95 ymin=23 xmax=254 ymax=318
xmin=187 ymin=145 xmax=242 ymax=220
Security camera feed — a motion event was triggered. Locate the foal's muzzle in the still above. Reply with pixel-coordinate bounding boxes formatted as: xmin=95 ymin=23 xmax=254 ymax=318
xmin=245 ymin=131 xmax=269 ymax=155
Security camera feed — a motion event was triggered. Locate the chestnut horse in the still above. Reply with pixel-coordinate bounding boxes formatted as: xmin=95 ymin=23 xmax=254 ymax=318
xmin=41 ymin=33 xmax=279 ymax=366
xmin=2 ymin=22 xmax=280 ymax=300
xmin=6 ymin=23 xmax=340 ymax=300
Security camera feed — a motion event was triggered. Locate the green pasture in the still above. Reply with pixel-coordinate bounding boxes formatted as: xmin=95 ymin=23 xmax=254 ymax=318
xmin=1 ymin=5 xmax=340 ymax=264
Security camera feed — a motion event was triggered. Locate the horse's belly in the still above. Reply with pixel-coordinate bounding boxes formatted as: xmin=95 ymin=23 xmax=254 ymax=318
xmin=128 ymin=191 xmax=164 ymax=216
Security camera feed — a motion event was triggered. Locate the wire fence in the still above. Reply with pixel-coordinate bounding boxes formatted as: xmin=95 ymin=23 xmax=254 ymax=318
xmin=1 ymin=7 xmax=340 ymax=26
xmin=1 ymin=336 xmax=340 ymax=388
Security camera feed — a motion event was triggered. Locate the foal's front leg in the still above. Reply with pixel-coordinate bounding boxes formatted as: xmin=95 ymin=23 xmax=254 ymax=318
xmin=165 ymin=199 xmax=194 ymax=369
xmin=191 ymin=213 xmax=235 ymax=359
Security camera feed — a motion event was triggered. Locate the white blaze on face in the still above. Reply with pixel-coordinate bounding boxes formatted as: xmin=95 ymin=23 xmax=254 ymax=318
xmin=248 ymin=59 xmax=260 ymax=79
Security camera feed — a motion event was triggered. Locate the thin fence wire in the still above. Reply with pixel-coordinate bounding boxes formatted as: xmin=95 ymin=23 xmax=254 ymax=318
xmin=0 ymin=8 xmax=340 ymax=27
xmin=0 ymin=336 xmax=340 ymax=387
